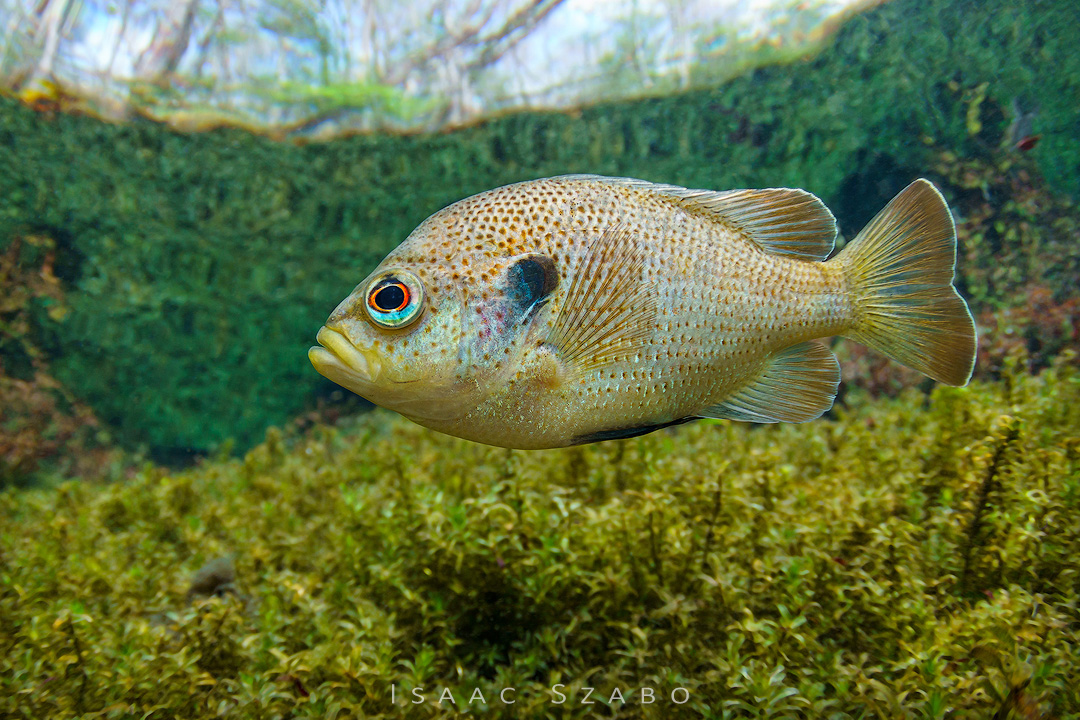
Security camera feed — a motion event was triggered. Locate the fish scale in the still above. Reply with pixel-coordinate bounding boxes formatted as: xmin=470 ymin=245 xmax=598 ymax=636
xmin=310 ymin=175 xmax=976 ymax=449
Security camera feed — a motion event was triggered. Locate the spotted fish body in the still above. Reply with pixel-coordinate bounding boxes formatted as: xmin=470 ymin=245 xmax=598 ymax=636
xmin=310 ymin=175 xmax=976 ymax=449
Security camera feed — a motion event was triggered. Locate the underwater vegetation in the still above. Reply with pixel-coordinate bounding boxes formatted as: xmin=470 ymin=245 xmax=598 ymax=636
xmin=8 ymin=133 xmax=1078 ymax=485
xmin=1 ymin=2 xmax=1077 ymax=718
xmin=2 ymin=354 xmax=1078 ymax=718
xmin=0 ymin=233 xmax=127 ymax=487
xmin=1 ymin=0 xmax=1077 ymax=466
xmin=831 ymin=144 xmax=1080 ymax=402
xmin=927 ymin=149 xmax=1080 ymax=379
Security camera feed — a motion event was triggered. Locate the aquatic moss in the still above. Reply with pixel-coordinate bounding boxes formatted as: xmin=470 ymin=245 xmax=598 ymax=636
xmin=2 ymin=357 xmax=1078 ymax=717
xmin=0 ymin=0 xmax=1076 ymax=458
xmin=830 ymin=142 xmax=1080 ymax=399
xmin=0 ymin=232 xmax=126 ymax=487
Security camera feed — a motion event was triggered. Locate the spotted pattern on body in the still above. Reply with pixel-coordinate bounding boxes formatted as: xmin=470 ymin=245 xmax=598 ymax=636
xmin=310 ymin=175 xmax=975 ymax=448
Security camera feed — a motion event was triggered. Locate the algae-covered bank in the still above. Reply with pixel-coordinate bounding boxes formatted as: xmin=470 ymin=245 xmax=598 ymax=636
xmin=3 ymin=0 xmax=1079 ymax=463
xmin=2 ymin=360 xmax=1079 ymax=717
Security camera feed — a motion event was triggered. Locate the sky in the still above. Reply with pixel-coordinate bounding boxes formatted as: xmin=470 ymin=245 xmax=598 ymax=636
xmin=2 ymin=0 xmax=873 ymax=131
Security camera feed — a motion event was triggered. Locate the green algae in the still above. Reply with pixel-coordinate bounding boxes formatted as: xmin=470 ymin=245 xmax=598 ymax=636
xmin=2 ymin=354 xmax=1078 ymax=718
xmin=2 ymin=0 xmax=1077 ymax=459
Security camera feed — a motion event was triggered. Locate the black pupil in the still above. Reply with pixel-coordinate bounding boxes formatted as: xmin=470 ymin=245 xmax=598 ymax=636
xmin=374 ymin=284 xmax=406 ymax=312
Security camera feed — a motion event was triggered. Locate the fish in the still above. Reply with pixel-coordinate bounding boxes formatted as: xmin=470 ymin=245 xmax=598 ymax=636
xmin=1014 ymin=134 xmax=1041 ymax=152
xmin=309 ymin=175 xmax=977 ymax=449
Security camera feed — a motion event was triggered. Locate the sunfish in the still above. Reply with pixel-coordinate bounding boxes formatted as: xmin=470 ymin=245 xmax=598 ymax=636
xmin=310 ymin=175 xmax=976 ymax=449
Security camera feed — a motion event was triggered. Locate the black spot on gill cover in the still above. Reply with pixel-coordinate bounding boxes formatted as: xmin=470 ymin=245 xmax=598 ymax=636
xmin=506 ymin=255 xmax=558 ymax=318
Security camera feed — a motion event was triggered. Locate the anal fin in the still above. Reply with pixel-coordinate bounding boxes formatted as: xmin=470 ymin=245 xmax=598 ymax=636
xmin=701 ymin=341 xmax=840 ymax=423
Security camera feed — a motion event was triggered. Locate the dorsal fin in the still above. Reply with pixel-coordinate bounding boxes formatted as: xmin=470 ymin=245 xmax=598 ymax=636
xmin=556 ymin=174 xmax=837 ymax=262
xmin=699 ymin=341 xmax=840 ymax=423
xmin=544 ymin=221 xmax=658 ymax=372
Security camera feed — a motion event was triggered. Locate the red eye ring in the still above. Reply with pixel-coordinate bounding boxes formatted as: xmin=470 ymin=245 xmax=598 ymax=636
xmin=363 ymin=269 xmax=425 ymax=329
xmin=369 ymin=282 xmax=410 ymax=313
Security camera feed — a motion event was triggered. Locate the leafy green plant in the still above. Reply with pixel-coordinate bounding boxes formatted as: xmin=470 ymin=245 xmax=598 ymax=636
xmin=0 ymin=234 xmax=127 ymax=487
xmin=2 ymin=355 xmax=1078 ymax=718
xmin=2 ymin=0 xmax=1078 ymax=457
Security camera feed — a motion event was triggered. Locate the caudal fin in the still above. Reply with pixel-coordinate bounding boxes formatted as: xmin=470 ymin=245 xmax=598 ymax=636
xmin=834 ymin=179 xmax=976 ymax=386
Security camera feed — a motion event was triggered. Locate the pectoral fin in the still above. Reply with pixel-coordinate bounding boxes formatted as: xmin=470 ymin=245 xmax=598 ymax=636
xmin=701 ymin=341 xmax=840 ymax=423
xmin=545 ymin=222 xmax=658 ymax=373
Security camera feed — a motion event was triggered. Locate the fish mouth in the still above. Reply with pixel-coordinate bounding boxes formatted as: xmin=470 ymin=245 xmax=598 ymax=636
xmin=308 ymin=326 xmax=382 ymax=391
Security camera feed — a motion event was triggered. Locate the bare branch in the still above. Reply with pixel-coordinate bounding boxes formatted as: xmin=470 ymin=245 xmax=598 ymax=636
xmin=468 ymin=0 xmax=566 ymax=71
xmin=32 ymin=0 xmax=76 ymax=80
xmin=133 ymin=0 xmax=201 ymax=85
xmin=383 ymin=0 xmax=564 ymax=86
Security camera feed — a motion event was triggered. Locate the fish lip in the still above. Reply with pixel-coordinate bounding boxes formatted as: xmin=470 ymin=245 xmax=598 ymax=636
xmin=309 ymin=326 xmax=381 ymax=385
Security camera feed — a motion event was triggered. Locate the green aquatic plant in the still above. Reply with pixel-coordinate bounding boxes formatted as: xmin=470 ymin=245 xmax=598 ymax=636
xmin=3 ymin=0 xmax=1078 ymax=458
xmin=0 ymin=233 xmax=127 ymax=488
xmin=931 ymin=146 xmax=1080 ymax=313
xmin=926 ymin=140 xmax=1080 ymax=382
xmin=830 ymin=136 xmax=1080 ymax=401
xmin=2 ymin=355 xmax=1078 ymax=718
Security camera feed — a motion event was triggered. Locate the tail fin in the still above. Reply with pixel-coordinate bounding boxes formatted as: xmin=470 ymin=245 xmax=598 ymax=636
xmin=834 ymin=179 xmax=976 ymax=386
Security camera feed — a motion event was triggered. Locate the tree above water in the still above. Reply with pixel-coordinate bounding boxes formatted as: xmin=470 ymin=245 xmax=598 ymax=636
xmin=0 ymin=0 xmax=869 ymax=135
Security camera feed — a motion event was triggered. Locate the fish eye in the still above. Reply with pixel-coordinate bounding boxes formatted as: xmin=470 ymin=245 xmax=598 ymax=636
xmin=364 ymin=270 xmax=425 ymax=329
